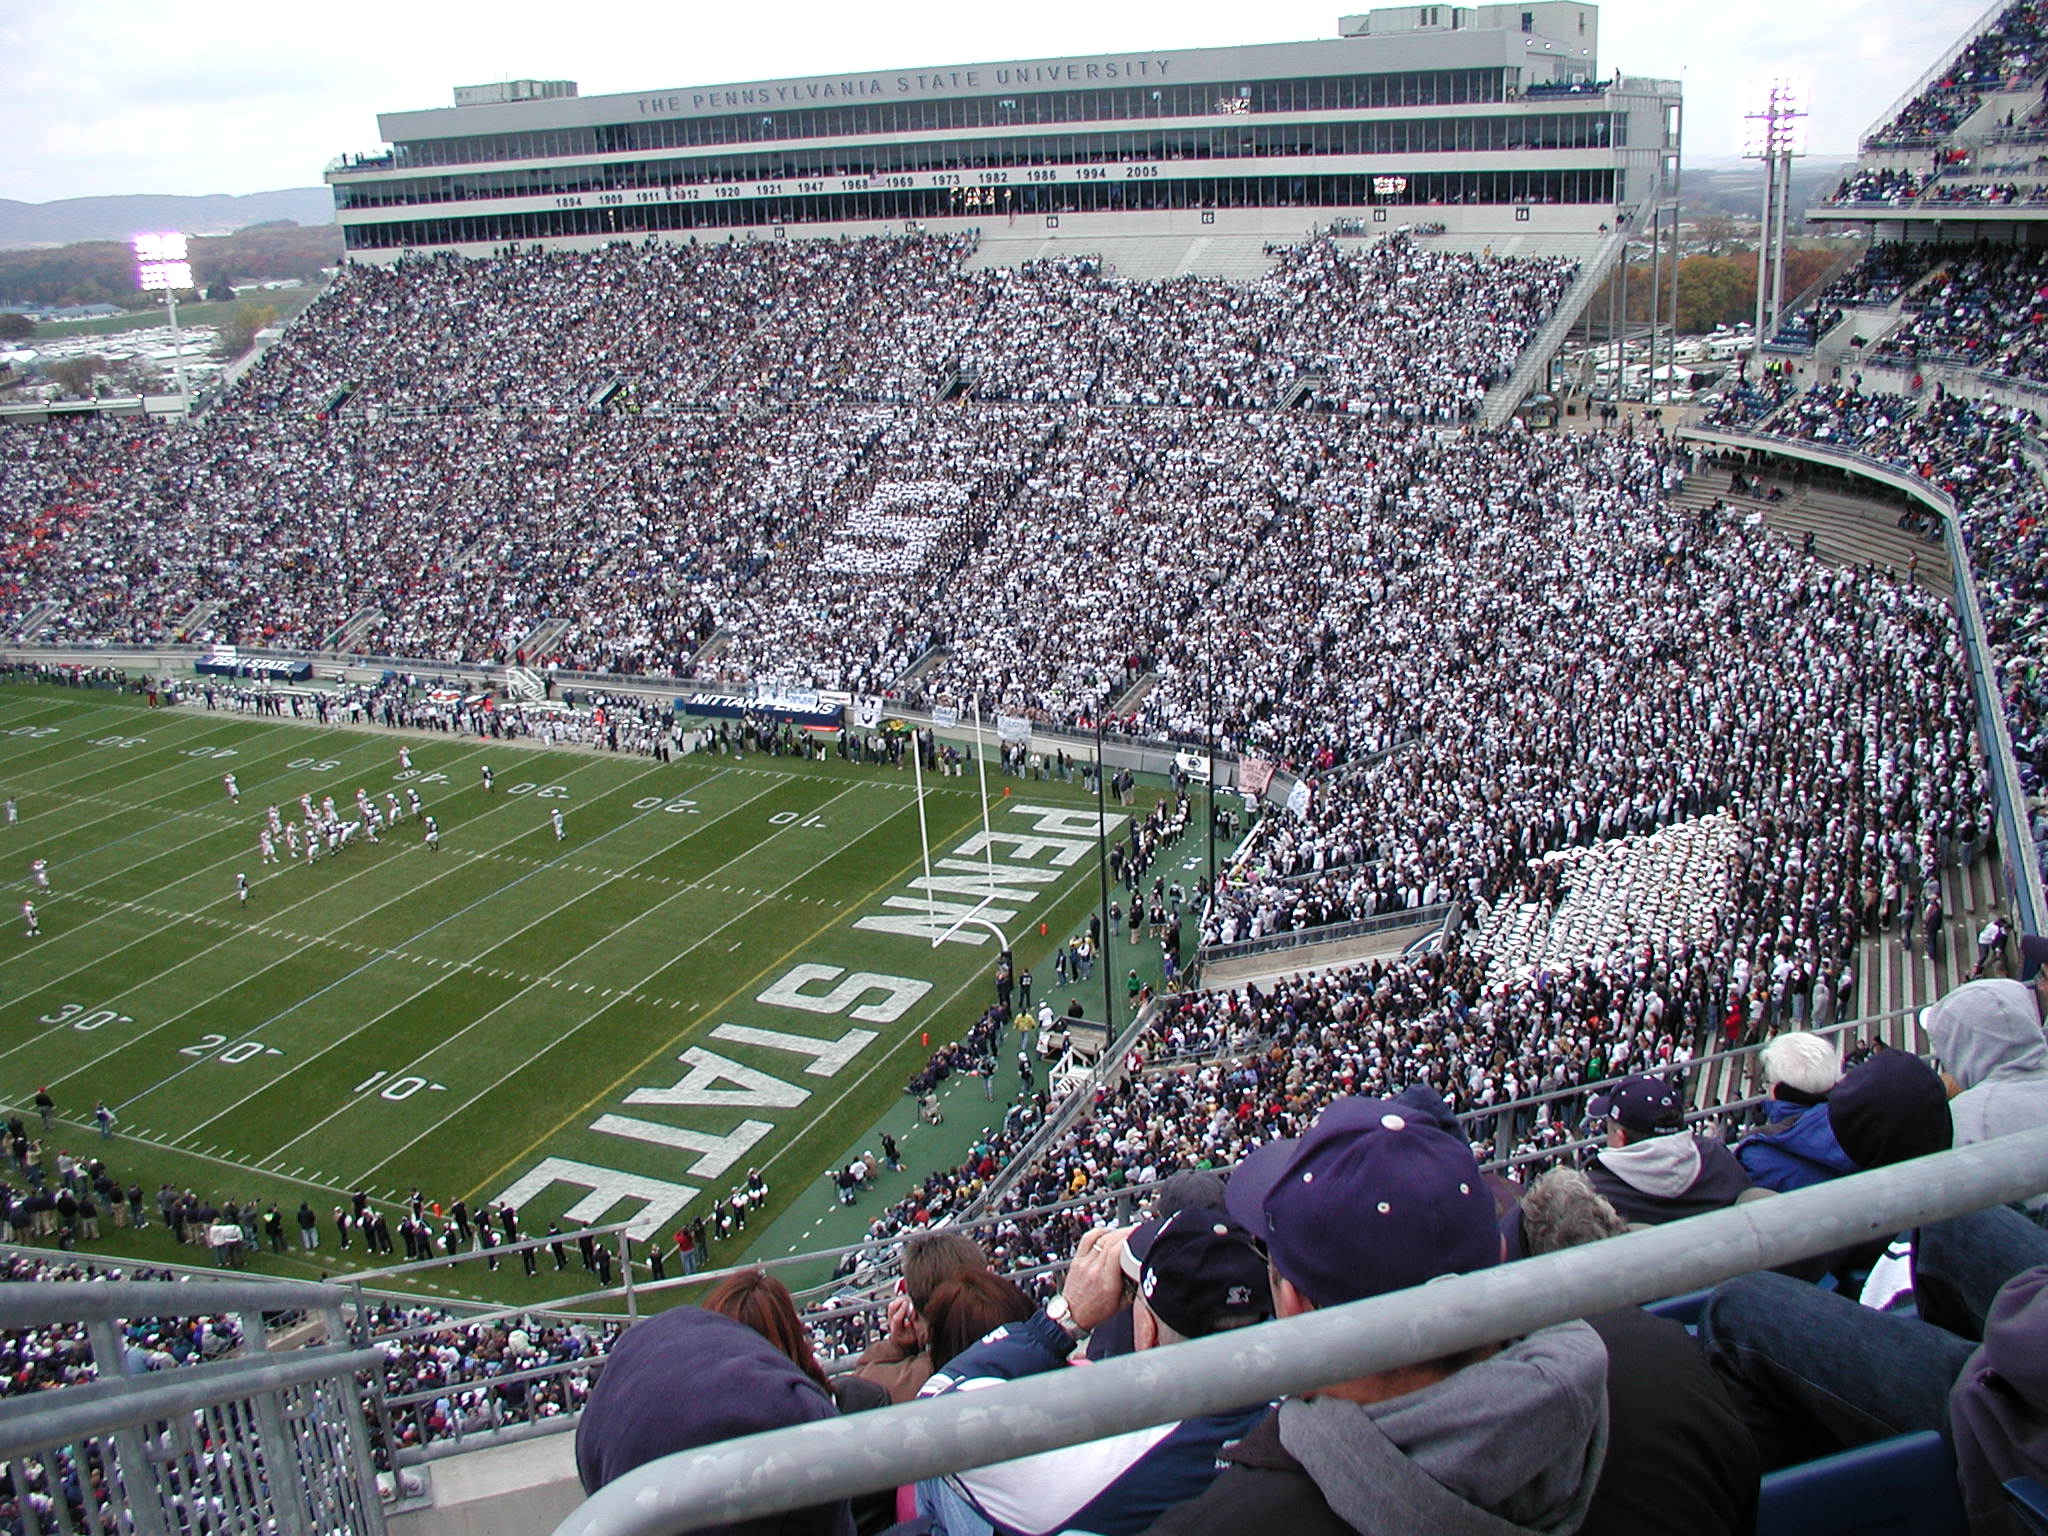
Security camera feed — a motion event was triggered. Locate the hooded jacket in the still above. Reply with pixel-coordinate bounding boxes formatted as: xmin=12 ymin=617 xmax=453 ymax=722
xmin=1587 ymin=1134 xmax=1752 ymax=1225
xmin=1925 ymin=981 xmax=2048 ymax=1210
xmin=1149 ymin=1321 xmax=1608 ymax=1535
xmin=1949 ymin=1265 xmax=2048 ymax=1533
xmin=575 ymin=1309 xmax=852 ymax=1536
xmin=1733 ymin=1099 xmax=1857 ymax=1193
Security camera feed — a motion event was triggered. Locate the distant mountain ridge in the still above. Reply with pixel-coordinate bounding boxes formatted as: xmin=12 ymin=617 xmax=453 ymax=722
xmin=0 ymin=189 xmax=334 ymax=250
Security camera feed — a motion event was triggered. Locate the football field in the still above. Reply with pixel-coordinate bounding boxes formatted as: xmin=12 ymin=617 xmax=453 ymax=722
xmin=0 ymin=683 xmax=1134 ymax=1301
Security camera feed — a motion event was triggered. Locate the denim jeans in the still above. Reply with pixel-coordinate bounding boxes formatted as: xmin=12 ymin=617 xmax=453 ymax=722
xmin=1700 ymin=1205 xmax=2048 ymax=1468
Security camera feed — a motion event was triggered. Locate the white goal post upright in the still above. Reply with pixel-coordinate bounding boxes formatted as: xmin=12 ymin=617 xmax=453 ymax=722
xmin=919 ymin=693 xmax=1010 ymax=955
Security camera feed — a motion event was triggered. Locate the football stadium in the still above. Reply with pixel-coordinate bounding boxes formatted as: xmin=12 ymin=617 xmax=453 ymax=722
xmin=2 ymin=2 xmax=2048 ymax=1534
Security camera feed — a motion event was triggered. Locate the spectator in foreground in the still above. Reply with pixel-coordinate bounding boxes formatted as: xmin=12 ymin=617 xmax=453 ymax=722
xmin=574 ymin=1308 xmax=851 ymax=1536
xmin=1152 ymin=1096 xmax=1608 ymax=1534
xmin=919 ymin=1269 xmax=1036 ymax=1375
xmin=1733 ymin=1031 xmax=1851 ymax=1193
xmin=852 ymin=1231 xmax=991 ymax=1404
xmin=1584 ymin=1075 xmax=1753 ymax=1224
xmin=918 ymin=1210 xmax=1272 ymax=1536
xmin=703 ymin=1268 xmax=888 ymax=1415
xmin=1924 ymin=979 xmax=2048 ymax=1217
xmin=1516 ymin=1167 xmax=1763 ymax=1536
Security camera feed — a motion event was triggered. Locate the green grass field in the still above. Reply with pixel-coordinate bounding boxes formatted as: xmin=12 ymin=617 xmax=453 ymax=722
xmin=0 ymin=683 xmax=1152 ymax=1306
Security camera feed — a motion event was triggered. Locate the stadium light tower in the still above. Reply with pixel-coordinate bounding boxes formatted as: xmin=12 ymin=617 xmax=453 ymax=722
xmin=132 ymin=232 xmax=195 ymax=410
xmin=1741 ymin=77 xmax=1809 ymax=348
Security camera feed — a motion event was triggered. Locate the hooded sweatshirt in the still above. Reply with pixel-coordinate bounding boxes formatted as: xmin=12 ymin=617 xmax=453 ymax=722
xmin=1925 ymin=981 xmax=2048 ymax=1210
xmin=1272 ymin=1321 xmax=1610 ymax=1536
xmin=1949 ymin=1265 xmax=2048 ymax=1531
xmin=1587 ymin=1134 xmax=1751 ymax=1225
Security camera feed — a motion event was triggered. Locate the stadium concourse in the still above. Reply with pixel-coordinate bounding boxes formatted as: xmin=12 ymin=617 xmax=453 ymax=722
xmin=3 ymin=226 xmax=2047 ymax=1534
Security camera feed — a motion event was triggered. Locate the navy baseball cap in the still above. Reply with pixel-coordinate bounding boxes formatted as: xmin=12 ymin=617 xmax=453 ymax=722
xmin=1120 ymin=1207 xmax=1272 ymax=1338
xmin=1224 ymin=1097 xmax=1499 ymax=1308
xmin=1586 ymin=1074 xmax=1683 ymax=1135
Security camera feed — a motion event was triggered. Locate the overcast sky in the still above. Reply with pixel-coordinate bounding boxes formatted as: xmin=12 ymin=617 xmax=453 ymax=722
xmin=0 ymin=0 xmax=1989 ymax=204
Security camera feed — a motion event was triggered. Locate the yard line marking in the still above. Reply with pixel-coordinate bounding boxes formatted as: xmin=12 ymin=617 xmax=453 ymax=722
xmin=0 ymin=729 xmax=513 ymax=1011
xmin=4 ymin=748 xmax=647 ymax=1081
xmin=122 ymin=762 xmax=764 ymax=1130
xmin=349 ymin=778 xmax=901 ymax=1188
xmin=197 ymin=771 xmax=799 ymax=1158
xmin=460 ymin=781 xmax=985 ymax=1202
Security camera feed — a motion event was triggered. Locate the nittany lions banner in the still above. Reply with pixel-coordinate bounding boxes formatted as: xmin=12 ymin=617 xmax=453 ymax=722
xmin=1285 ymin=778 xmax=1313 ymax=817
xmin=996 ymin=714 xmax=1032 ymax=745
xmin=853 ymin=695 xmax=883 ymax=729
xmin=932 ymin=706 xmax=960 ymax=729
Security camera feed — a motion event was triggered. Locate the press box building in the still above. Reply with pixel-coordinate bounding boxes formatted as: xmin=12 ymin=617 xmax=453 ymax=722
xmin=326 ymin=3 xmax=1679 ymax=259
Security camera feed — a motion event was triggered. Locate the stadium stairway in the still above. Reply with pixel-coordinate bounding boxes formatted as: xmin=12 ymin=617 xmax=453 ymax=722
xmin=1857 ymin=853 xmax=2011 ymax=1022
xmin=1476 ymin=226 xmax=1626 ymax=429
xmin=174 ymin=601 xmax=222 ymax=642
xmin=517 ymin=618 xmax=571 ymax=662
xmin=1665 ymin=462 xmax=1953 ymax=591
xmin=9 ymin=601 xmax=63 ymax=642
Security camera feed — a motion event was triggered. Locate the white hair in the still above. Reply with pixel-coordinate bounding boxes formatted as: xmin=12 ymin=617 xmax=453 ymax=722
xmin=1760 ymin=1031 xmax=1843 ymax=1096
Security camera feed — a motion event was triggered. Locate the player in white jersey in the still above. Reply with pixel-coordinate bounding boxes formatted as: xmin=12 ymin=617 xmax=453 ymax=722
xmin=266 ymin=804 xmax=283 ymax=834
xmin=30 ymin=858 xmax=48 ymax=889
xmin=386 ymin=791 xmax=403 ymax=822
xmin=423 ymin=816 xmax=441 ymax=851
xmin=398 ymin=746 xmax=412 ymax=772
xmin=365 ymin=807 xmax=382 ymax=842
xmin=285 ymin=823 xmax=302 ymax=859
xmin=300 ymin=793 xmax=314 ymax=821
xmin=259 ymin=831 xmax=276 ymax=864
xmin=224 ymin=773 xmax=240 ymax=803
xmin=235 ymin=872 xmax=249 ymax=906
xmin=22 ymin=900 xmax=38 ymax=936
xmin=406 ymin=788 xmax=423 ymax=818
xmin=3 ymin=798 xmax=15 ymax=825
xmin=321 ymin=795 xmax=337 ymax=821
xmin=551 ymin=807 xmax=565 ymax=841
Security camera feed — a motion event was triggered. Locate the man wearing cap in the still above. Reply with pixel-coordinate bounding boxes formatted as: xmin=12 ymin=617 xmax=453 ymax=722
xmin=917 ymin=1210 xmax=1273 ymax=1536
xmin=1152 ymin=1096 xmax=1608 ymax=1535
xmin=1584 ymin=1074 xmax=1751 ymax=1225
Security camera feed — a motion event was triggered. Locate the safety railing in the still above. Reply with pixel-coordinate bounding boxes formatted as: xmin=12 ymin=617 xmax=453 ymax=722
xmin=1195 ymin=900 xmax=1453 ymax=968
xmin=0 ymin=1277 xmax=388 ymax=1536
xmin=554 ymin=1127 xmax=2048 ymax=1536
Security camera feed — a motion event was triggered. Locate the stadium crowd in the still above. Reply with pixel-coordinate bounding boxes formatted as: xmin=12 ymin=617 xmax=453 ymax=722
xmin=6 ymin=211 xmax=2048 ymax=1533
xmin=1865 ymin=0 xmax=2048 ymax=148
xmin=575 ymin=981 xmax=2048 ymax=1536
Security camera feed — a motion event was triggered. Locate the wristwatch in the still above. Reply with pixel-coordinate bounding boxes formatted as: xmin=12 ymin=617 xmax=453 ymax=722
xmin=1045 ymin=1293 xmax=1084 ymax=1340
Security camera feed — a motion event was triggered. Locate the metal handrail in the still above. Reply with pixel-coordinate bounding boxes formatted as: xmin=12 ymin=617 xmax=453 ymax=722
xmin=0 ymin=1276 xmax=349 ymax=1327
xmin=1196 ymin=901 xmax=1451 ymax=966
xmin=0 ymin=1339 xmax=387 ymax=1459
xmin=554 ymin=1127 xmax=2048 ymax=1536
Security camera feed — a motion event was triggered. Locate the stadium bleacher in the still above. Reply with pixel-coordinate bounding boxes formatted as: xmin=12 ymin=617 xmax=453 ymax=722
xmin=8 ymin=21 xmax=2048 ymax=1518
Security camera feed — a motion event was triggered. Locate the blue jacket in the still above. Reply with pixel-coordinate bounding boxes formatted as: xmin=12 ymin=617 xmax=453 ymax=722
xmin=919 ymin=1308 xmax=1270 ymax=1536
xmin=1734 ymin=1099 xmax=1856 ymax=1192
